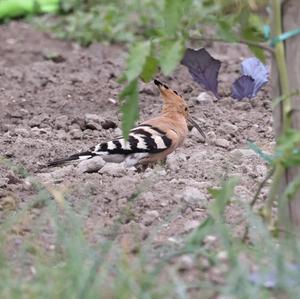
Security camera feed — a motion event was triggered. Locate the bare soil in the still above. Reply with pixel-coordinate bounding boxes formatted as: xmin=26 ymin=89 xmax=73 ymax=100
xmin=0 ymin=22 xmax=274 ymax=270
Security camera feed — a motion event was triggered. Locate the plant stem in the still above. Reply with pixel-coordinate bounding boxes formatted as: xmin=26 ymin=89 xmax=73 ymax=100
xmin=267 ymin=0 xmax=292 ymax=222
xmin=190 ymin=36 xmax=274 ymax=53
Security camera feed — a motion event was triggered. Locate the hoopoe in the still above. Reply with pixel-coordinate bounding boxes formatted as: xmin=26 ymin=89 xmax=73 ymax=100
xmin=48 ymin=79 xmax=205 ymax=168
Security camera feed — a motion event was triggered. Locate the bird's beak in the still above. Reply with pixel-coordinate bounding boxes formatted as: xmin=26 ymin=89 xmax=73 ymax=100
xmin=188 ymin=117 xmax=206 ymax=140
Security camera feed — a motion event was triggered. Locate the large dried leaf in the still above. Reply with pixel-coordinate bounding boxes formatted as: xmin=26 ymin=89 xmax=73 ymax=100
xmin=181 ymin=48 xmax=221 ymax=98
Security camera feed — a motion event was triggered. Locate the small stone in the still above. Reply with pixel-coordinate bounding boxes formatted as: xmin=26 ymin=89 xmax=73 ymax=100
xmin=85 ymin=113 xmax=103 ymax=124
xmin=256 ymin=165 xmax=267 ymax=177
xmin=220 ymin=122 xmax=239 ymax=135
xmin=29 ymin=113 xmax=49 ymax=127
xmin=195 ymin=92 xmax=214 ymax=104
xmin=230 ymin=149 xmax=257 ymax=160
xmin=69 ymin=128 xmax=83 ymax=139
xmin=114 ymin=128 xmax=122 ymax=136
xmin=207 ymin=131 xmax=216 ymax=141
xmin=14 ymin=128 xmax=30 ymax=138
xmin=56 ymin=129 xmax=68 ymax=140
xmin=141 ymin=210 xmax=159 ymax=226
xmin=140 ymin=192 xmax=154 ymax=202
xmin=188 ymin=151 xmax=207 ymax=163
xmin=215 ymin=138 xmax=230 ymax=149
xmin=54 ymin=115 xmax=68 ymax=130
xmin=99 ymin=162 xmax=126 ymax=176
xmin=182 ymin=187 xmax=207 ymax=207
xmin=177 ymin=255 xmax=194 ymax=271
xmin=77 ymin=157 xmax=105 ymax=173
xmin=184 ymin=220 xmax=200 ymax=232
xmin=0 ymin=178 xmax=9 ymax=188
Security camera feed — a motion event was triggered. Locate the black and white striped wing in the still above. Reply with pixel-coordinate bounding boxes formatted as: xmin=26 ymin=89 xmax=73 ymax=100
xmin=92 ymin=124 xmax=172 ymax=155
xmin=48 ymin=124 xmax=173 ymax=167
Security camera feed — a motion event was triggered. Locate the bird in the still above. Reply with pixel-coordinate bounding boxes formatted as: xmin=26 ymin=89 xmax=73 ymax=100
xmin=48 ymin=79 xmax=205 ymax=168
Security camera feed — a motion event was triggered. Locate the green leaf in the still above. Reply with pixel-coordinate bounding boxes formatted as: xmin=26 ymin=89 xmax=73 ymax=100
xmin=217 ymin=19 xmax=237 ymax=42
xmin=141 ymin=55 xmax=158 ymax=82
xmin=120 ymin=79 xmax=139 ymax=139
xmin=159 ymin=39 xmax=184 ymax=75
xmin=124 ymin=41 xmax=151 ymax=82
xmin=163 ymin=0 xmax=190 ymax=35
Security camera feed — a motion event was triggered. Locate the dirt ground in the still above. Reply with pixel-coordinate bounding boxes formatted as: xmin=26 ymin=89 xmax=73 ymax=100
xmin=0 ymin=22 xmax=274 ymax=262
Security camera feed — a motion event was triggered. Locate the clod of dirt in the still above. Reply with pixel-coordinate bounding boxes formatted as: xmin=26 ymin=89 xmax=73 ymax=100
xmin=101 ymin=120 xmax=117 ymax=130
xmin=230 ymin=148 xmax=257 ymax=160
xmin=85 ymin=113 xmax=104 ymax=130
xmin=99 ymin=162 xmax=126 ymax=176
xmin=182 ymin=187 xmax=207 ymax=208
xmin=76 ymin=157 xmax=105 ymax=173
xmin=166 ymin=152 xmax=187 ymax=171
xmin=214 ymin=138 xmax=230 ymax=149
xmin=141 ymin=210 xmax=160 ymax=226
xmin=38 ymin=165 xmax=74 ymax=183
xmin=184 ymin=220 xmax=201 ymax=232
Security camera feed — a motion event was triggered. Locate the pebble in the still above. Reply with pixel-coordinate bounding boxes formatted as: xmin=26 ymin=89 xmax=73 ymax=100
xmin=85 ymin=113 xmax=103 ymax=124
xmin=29 ymin=113 xmax=48 ymax=127
xmin=114 ymin=127 xmax=122 ymax=136
xmin=54 ymin=115 xmax=68 ymax=130
xmin=0 ymin=178 xmax=9 ymax=188
xmin=14 ymin=128 xmax=30 ymax=138
xmin=256 ymin=164 xmax=267 ymax=177
xmin=194 ymin=92 xmax=214 ymax=105
xmin=230 ymin=148 xmax=257 ymax=160
xmin=220 ymin=122 xmax=239 ymax=135
xmin=38 ymin=165 xmax=74 ymax=183
xmin=99 ymin=162 xmax=126 ymax=176
xmin=182 ymin=187 xmax=207 ymax=207
xmin=177 ymin=255 xmax=194 ymax=271
xmin=188 ymin=151 xmax=207 ymax=163
xmin=214 ymin=138 xmax=230 ymax=149
xmin=76 ymin=157 xmax=105 ymax=173
xmin=184 ymin=220 xmax=200 ymax=232
xmin=141 ymin=210 xmax=159 ymax=226
xmin=69 ymin=128 xmax=83 ymax=139
xmin=56 ymin=129 xmax=68 ymax=140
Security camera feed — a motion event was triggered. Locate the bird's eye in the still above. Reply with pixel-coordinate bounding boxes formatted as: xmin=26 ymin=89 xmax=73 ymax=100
xmin=185 ymin=107 xmax=188 ymax=111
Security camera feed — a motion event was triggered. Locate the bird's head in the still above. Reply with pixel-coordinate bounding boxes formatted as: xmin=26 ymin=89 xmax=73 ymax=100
xmin=154 ymin=79 xmax=206 ymax=139
xmin=154 ymin=79 xmax=188 ymax=118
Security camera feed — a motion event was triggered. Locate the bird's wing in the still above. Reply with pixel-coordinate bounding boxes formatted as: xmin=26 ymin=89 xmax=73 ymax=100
xmin=48 ymin=123 xmax=175 ymax=166
xmin=93 ymin=123 xmax=174 ymax=155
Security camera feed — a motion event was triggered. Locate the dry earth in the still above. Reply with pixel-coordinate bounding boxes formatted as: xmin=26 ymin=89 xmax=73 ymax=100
xmin=0 ymin=22 xmax=274 ymax=274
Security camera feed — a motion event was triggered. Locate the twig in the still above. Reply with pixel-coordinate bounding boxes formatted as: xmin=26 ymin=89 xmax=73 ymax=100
xmin=267 ymin=0 xmax=292 ymax=226
xmin=242 ymin=168 xmax=275 ymax=243
xmin=190 ymin=36 xmax=274 ymax=54
xmin=250 ymin=168 xmax=275 ymax=207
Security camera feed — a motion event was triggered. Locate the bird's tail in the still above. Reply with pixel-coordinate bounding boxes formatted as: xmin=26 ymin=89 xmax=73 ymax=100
xmin=48 ymin=151 xmax=96 ymax=167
